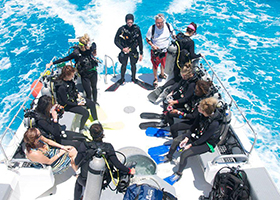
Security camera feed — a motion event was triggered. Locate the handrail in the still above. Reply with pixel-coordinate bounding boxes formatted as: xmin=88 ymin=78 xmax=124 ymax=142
xmin=104 ymin=55 xmax=115 ymax=84
xmin=0 ymin=57 xmax=56 ymax=164
xmin=202 ymin=56 xmax=257 ymax=156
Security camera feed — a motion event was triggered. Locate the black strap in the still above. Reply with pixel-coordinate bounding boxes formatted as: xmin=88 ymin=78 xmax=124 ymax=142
xmin=151 ymin=22 xmax=172 ymax=39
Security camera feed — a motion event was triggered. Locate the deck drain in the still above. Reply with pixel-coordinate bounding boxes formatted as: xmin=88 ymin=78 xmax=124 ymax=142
xmin=124 ymin=106 xmax=135 ymax=114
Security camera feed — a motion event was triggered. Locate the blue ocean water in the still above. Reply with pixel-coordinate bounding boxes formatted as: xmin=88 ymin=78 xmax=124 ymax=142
xmin=0 ymin=0 xmax=279 ymax=188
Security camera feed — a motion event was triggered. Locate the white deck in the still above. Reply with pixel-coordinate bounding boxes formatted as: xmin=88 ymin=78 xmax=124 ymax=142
xmin=1 ymin=73 xmax=279 ymax=200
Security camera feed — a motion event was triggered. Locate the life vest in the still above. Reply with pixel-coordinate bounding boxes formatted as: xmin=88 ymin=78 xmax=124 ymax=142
xmin=119 ymin=24 xmax=140 ymax=50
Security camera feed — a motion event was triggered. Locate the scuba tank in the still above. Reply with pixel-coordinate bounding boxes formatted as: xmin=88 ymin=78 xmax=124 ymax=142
xmin=164 ymin=43 xmax=177 ymax=76
xmin=83 ymin=151 xmax=106 ymax=200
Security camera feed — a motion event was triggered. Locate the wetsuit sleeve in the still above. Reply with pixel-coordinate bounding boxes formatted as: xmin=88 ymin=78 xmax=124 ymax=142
xmin=188 ymin=40 xmax=201 ymax=59
xmin=106 ymin=144 xmax=130 ymax=174
xmin=192 ymin=120 xmax=219 ymax=146
xmin=181 ymin=107 xmax=199 ymax=120
xmin=137 ymin=27 xmax=143 ymax=55
xmin=37 ymin=119 xmax=61 ymax=138
xmin=53 ymin=52 xmax=77 ymax=65
xmin=114 ymin=27 xmax=124 ymax=50
xmin=57 ymin=84 xmax=78 ymax=107
xmin=177 ymin=82 xmax=196 ymax=104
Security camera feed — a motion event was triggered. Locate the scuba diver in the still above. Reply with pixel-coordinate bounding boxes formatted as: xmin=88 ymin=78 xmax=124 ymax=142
xmin=74 ymin=123 xmax=136 ymax=200
xmin=160 ymin=97 xmax=221 ymax=184
xmin=46 ymin=34 xmax=99 ymax=103
xmin=146 ymin=13 xmax=176 ymax=87
xmin=114 ymin=14 xmax=143 ymax=84
xmin=165 ymin=80 xmax=212 ymax=131
xmin=32 ymin=95 xmax=86 ymax=148
xmin=55 ymin=65 xmax=98 ymax=133
xmin=160 ymin=64 xmax=197 ymax=127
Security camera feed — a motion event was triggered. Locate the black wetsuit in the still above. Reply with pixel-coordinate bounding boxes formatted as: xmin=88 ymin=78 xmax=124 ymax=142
xmin=114 ymin=24 xmax=143 ymax=81
xmin=53 ymin=45 xmax=98 ymax=102
xmin=166 ymin=110 xmax=220 ymax=174
xmin=168 ymin=94 xmax=207 ymax=138
xmin=172 ymin=33 xmax=202 ymax=82
xmin=34 ymin=112 xmax=84 ymax=149
xmin=74 ymin=141 xmax=131 ymax=200
xmin=163 ymin=77 xmax=196 ymax=125
xmin=56 ymin=80 xmax=97 ymax=130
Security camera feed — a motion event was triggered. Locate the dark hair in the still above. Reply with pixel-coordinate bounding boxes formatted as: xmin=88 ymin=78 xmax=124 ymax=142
xmin=35 ymin=95 xmax=53 ymax=117
xmin=125 ymin=14 xmax=134 ymax=22
xmin=89 ymin=123 xmax=104 ymax=141
xmin=186 ymin=22 xmax=197 ymax=34
xmin=24 ymin=127 xmax=40 ymax=150
xmin=196 ymin=80 xmax=212 ymax=95
xmin=59 ymin=65 xmax=76 ymax=80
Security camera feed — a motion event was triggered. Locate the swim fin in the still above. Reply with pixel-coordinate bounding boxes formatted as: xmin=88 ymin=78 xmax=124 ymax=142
xmin=140 ymin=112 xmax=163 ymax=119
xmin=148 ymin=144 xmax=171 ymax=156
xmin=164 ymin=173 xmax=182 ymax=185
xmin=145 ymin=127 xmax=171 ymax=137
xmin=134 ymin=79 xmax=154 ymax=90
xmin=147 ymin=86 xmax=163 ymax=103
xmin=150 ymin=154 xmax=170 ymax=165
xmin=105 ymin=79 xmax=123 ymax=92
xmin=139 ymin=121 xmax=166 ymax=130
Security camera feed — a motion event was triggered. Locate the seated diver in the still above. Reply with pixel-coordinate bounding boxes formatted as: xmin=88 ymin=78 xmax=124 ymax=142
xmin=74 ymin=123 xmax=136 ymax=200
xmin=33 ymin=95 xmax=86 ymax=149
xmin=24 ymin=127 xmax=77 ymax=174
xmin=159 ymin=64 xmax=196 ymax=127
xmin=160 ymin=97 xmax=221 ymax=183
xmin=55 ymin=65 xmax=98 ymax=133
xmin=165 ymin=79 xmax=213 ymax=137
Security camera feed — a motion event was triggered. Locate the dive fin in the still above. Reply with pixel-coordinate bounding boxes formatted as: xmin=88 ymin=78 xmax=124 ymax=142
xmin=150 ymin=154 xmax=170 ymax=165
xmin=135 ymin=79 xmax=154 ymax=90
xmin=145 ymin=127 xmax=170 ymax=137
xmin=147 ymin=86 xmax=163 ymax=103
xmin=163 ymin=173 xmax=182 ymax=185
xmin=148 ymin=144 xmax=171 ymax=156
xmin=140 ymin=112 xmax=163 ymax=119
xmin=139 ymin=121 xmax=165 ymax=130
xmin=105 ymin=81 xmax=122 ymax=92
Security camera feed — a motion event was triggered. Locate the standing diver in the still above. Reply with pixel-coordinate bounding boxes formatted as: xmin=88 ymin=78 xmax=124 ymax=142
xmin=74 ymin=123 xmax=136 ymax=200
xmin=46 ymin=34 xmax=99 ymax=103
xmin=114 ymin=14 xmax=143 ymax=84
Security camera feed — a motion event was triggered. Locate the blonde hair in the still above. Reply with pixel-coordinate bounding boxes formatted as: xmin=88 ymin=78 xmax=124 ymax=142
xmin=79 ymin=33 xmax=90 ymax=50
xmin=199 ymin=97 xmax=217 ymax=115
xmin=180 ymin=64 xmax=193 ymax=79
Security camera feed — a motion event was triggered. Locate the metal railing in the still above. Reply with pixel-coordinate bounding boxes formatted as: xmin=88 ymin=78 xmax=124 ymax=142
xmin=202 ymin=56 xmax=257 ymax=156
xmin=0 ymin=57 xmax=56 ymax=164
xmin=104 ymin=55 xmax=115 ymax=84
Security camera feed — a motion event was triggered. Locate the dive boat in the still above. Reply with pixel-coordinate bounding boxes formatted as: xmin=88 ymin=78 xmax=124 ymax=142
xmin=0 ymin=41 xmax=280 ymax=200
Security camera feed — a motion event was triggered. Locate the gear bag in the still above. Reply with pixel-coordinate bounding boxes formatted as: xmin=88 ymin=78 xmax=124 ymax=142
xmin=204 ymin=166 xmax=250 ymax=200
xmin=123 ymin=183 xmax=177 ymax=200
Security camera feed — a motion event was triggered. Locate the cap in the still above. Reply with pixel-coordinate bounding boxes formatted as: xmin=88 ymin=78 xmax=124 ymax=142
xmin=125 ymin=14 xmax=134 ymax=22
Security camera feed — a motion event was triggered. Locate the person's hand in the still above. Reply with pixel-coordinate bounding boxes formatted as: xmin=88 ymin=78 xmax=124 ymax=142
xmin=123 ymin=47 xmax=130 ymax=54
xmin=168 ymin=100 xmax=177 ymax=106
xmin=179 ymin=137 xmax=189 ymax=148
xmin=130 ymin=168 xmax=136 ymax=175
xmin=170 ymin=109 xmax=179 ymax=115
xmin=139 ymin=54 xmax=143 ymax=62
xmin=46 ymin=62 xmax=53 ymax=69
xmin=50 ymin=104 xmax=58 ymax=122
xmin=63 ymin=146 xmax=73 ymax=151
xmin=184 ymin=144 xmax=192 ymax=151
xmin=151 ymin=44 xmax=159 ymax=50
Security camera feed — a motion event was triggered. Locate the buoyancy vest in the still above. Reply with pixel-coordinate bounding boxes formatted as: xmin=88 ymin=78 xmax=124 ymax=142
xmin=73 ymin=48 xmax=98 ymax=76
xmin=119 ymin=24 xmax=141 ymax=50
xmin=55 ymin=80 xmax=78 ymax=105
xmin=172 ymin=75 xmax=197 ymax=100
xmin=193 ymin=109 xmax=223 ymax=147
xmin=175 ymin=32 xmax=192 ymax=68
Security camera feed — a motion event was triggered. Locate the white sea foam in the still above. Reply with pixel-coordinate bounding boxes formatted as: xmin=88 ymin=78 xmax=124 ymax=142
xmin=0 ymin=57 xmax=11 ymax=70
xmin=166 ymin=0 xmax=194 ymax=14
